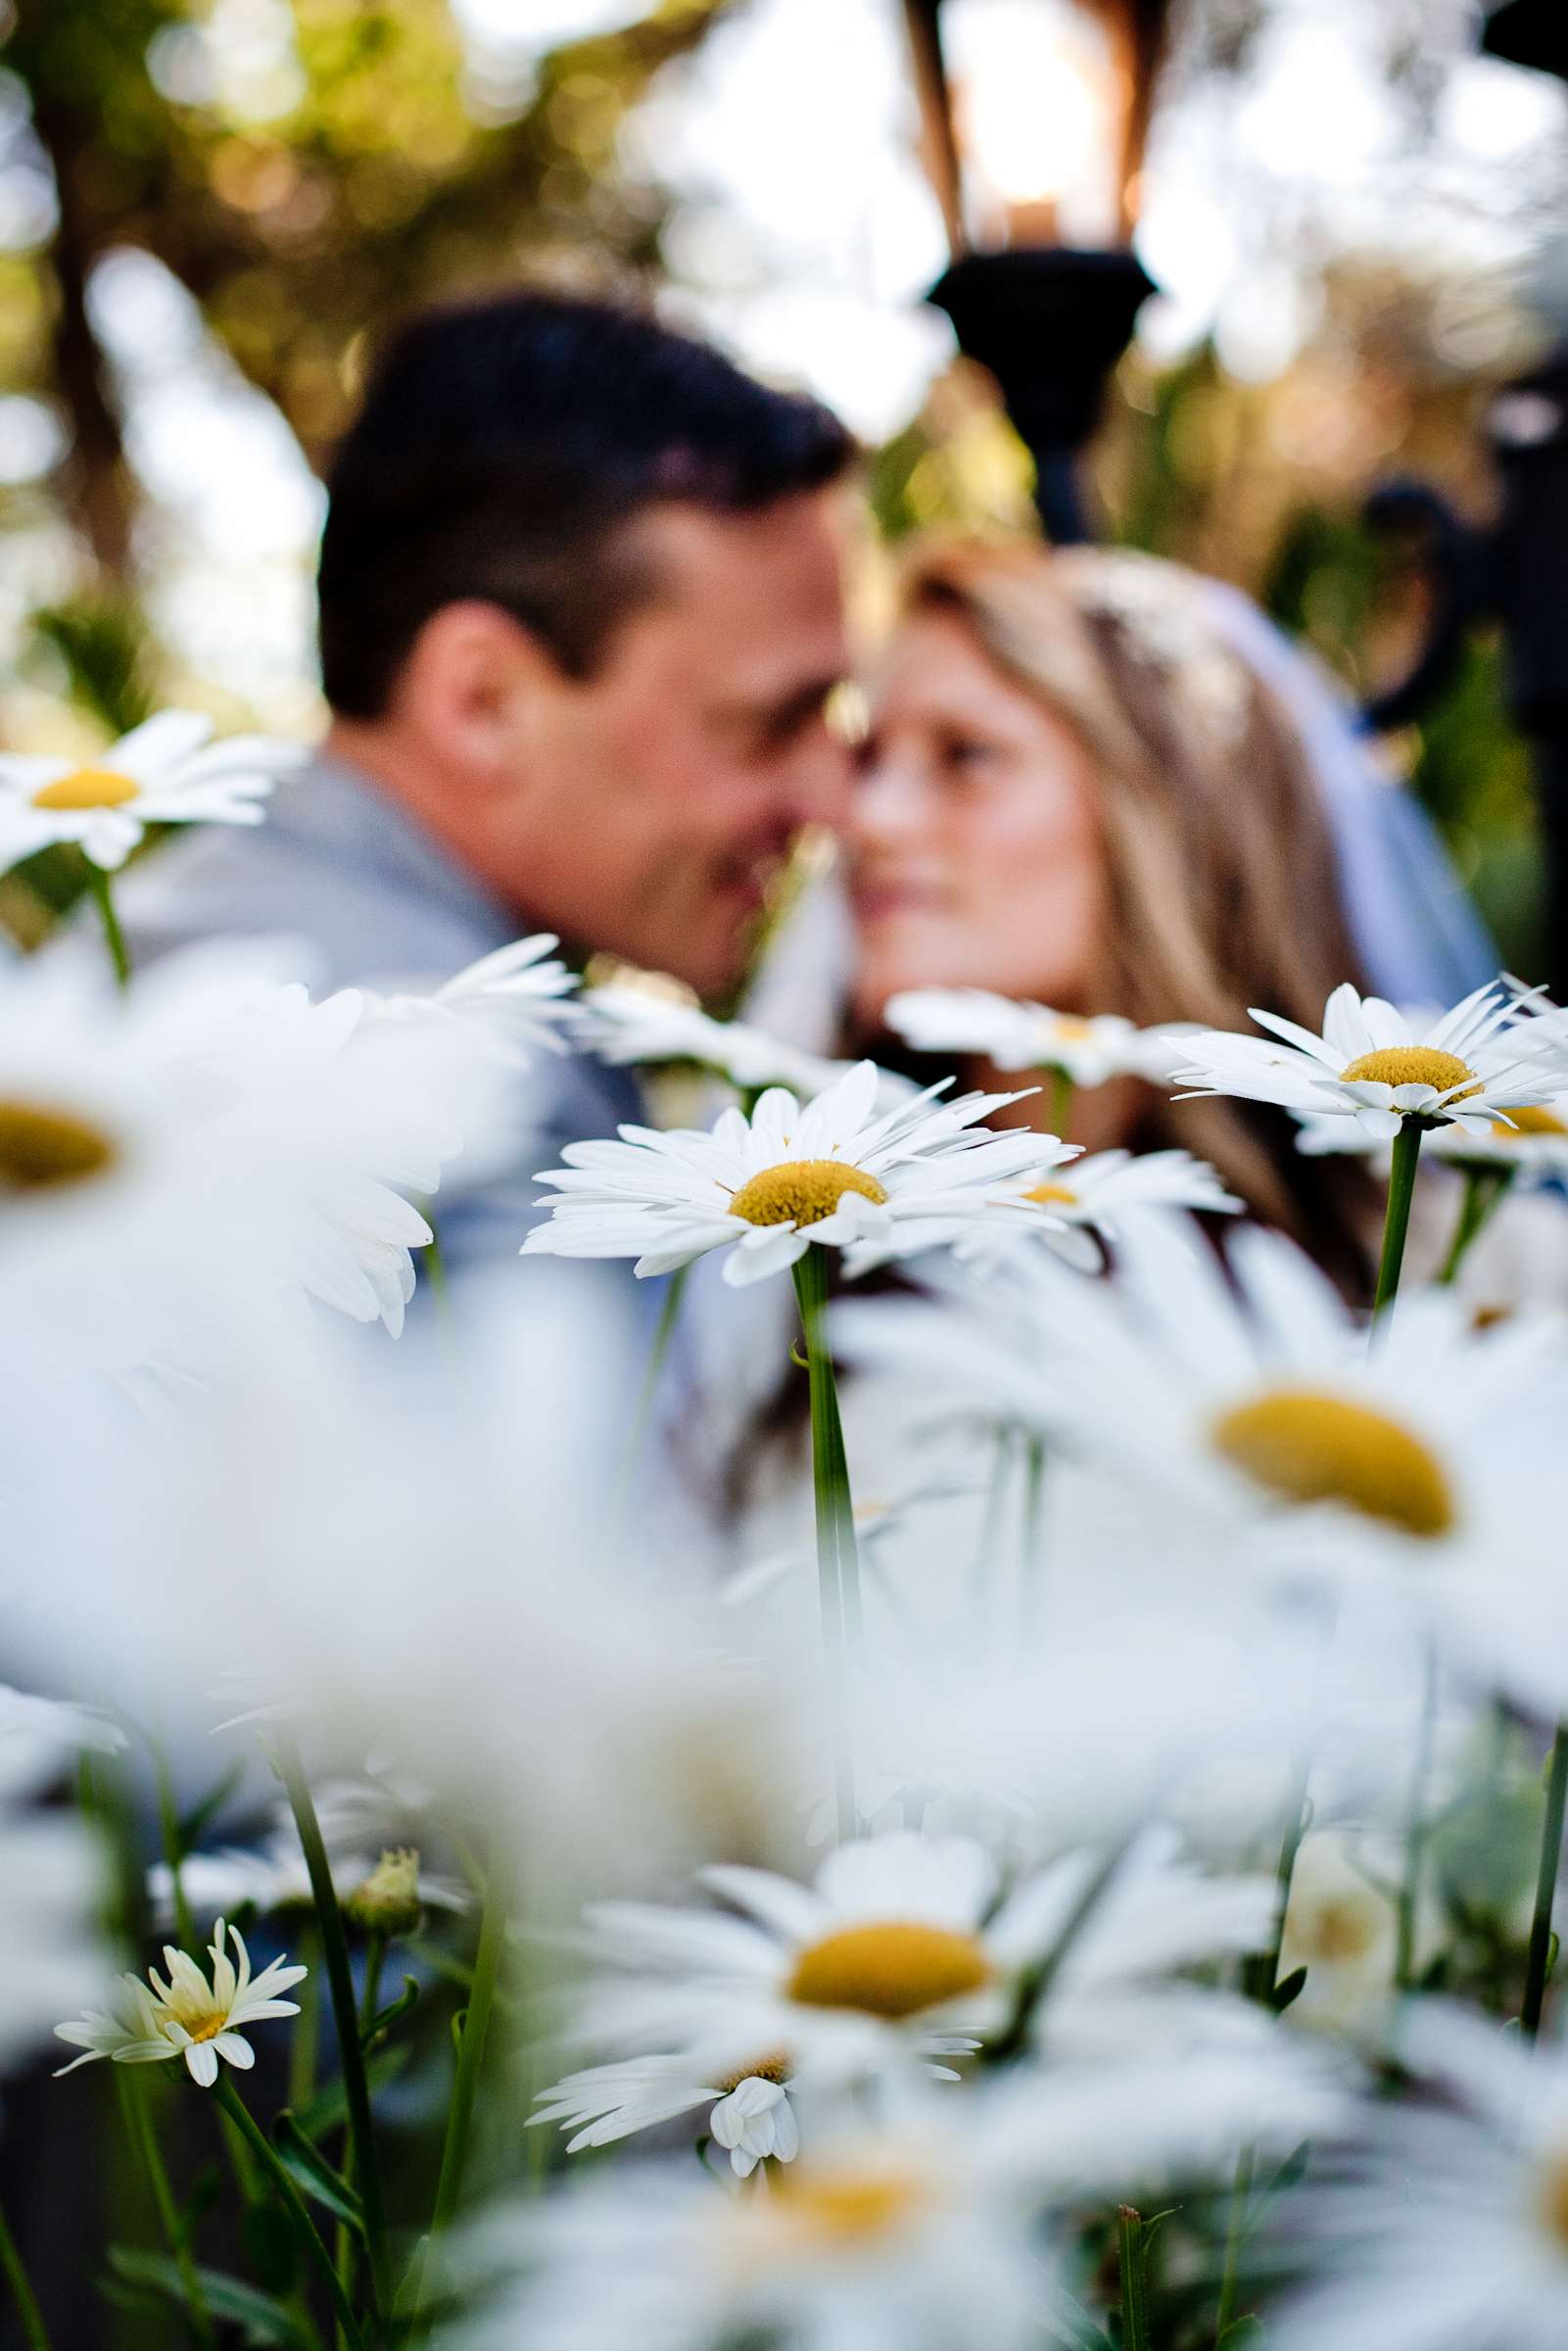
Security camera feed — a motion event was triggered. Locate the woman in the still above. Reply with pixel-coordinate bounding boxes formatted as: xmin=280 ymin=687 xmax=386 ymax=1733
xmin=846 ymin=536 xmax=1512 ymax=1303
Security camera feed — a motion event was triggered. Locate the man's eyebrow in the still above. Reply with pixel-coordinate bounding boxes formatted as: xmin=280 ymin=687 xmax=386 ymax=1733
xmin=733 ymin=674 xmax=847 ymax=734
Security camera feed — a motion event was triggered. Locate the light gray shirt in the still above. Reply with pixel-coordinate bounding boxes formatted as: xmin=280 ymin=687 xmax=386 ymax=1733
xmin=110 ymin=749 xmax=653 ymax=1278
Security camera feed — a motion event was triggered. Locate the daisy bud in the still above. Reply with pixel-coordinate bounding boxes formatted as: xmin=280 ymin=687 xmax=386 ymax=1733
xmin=346 ymin=1847 xmax=423 ymax=1938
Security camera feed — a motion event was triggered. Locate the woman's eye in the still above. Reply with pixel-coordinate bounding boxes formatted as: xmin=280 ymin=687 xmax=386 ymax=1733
xmin=939 ymin=735 xmax=996 ymax=776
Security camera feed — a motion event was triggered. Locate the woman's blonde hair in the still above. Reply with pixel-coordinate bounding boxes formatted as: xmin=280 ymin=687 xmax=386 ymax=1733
xmin=892 ymin=536 xmax=1378 ymax=1292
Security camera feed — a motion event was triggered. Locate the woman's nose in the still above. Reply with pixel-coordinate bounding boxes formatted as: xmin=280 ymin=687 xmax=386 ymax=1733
xmin=849 ymin=755 xmax=928 ymax=849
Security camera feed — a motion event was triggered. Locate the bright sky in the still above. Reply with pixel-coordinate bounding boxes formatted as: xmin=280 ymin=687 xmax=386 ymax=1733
xmin=10 ymin=0 xmax=1568 ymax=720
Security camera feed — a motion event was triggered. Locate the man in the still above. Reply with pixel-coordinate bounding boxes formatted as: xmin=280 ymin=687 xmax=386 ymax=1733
xmin=114 ymin=290 xmax=857 ymax=1256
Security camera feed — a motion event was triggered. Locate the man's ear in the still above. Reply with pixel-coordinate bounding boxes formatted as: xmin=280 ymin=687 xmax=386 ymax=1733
xmin=394 ymin=600 xmax=563 ymax=793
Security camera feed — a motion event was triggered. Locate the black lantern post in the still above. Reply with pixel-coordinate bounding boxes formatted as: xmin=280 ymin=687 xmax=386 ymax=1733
xmin=900 ymin=0 xmax=1167 ymax=542
xmin=1361 ymin=3 xmax=1568 ymax=994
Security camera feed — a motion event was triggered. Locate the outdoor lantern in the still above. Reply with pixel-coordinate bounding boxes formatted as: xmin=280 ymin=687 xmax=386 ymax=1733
xmin=1482 ymin=0 xmax=1568 ymax=80
xmin=901 ymin=0 xmax=1168 ymax=540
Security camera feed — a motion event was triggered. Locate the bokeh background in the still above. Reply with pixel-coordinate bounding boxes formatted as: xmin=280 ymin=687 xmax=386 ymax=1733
xmin=3 ymin=0 xmax=1565 ymax=968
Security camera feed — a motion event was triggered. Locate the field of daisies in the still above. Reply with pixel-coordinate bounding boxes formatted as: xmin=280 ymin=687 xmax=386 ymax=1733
xmin=14 ymin=716 xmax=1568 ymax=2351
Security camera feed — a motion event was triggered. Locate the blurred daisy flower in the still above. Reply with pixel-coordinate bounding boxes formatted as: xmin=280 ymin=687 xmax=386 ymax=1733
xmin=0 ymin=711 xmax=301 ymax=874
xmin=1273 ymin=2002 xmax=1568 ymax=2351
xmin=562 ymin=1830 xmax=1198 ymax=2087
xmin=1172 ymin=981 xmax=1565 ymax=1139
xmin=947 ymin=1146 xmax=1241 ymax=1274
xmin=55 ymin=1917 xmax=306 ymax=2088
xmin=576 ymin=980 xmax=902 ymax=1104
xmin=464 ymin=2051 xmax=1344 ymax=2351
xmin=884 ymin=987 xmax=1167 ymax=1086
xmin=521 ymin=1062 xmax=1056 ymax=1289
xmin=531 ymin=2045 xmax=799 ymax=2178
xmin=367 ymin=936 xmax=579 ymax=1068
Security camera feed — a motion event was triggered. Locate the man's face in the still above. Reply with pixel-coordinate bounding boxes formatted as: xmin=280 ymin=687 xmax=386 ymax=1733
xmin=499 ymin=490 xmax=852 ymax=997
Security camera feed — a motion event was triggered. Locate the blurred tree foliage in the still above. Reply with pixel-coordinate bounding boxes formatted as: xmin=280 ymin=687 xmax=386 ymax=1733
xmin=4 ymin=0 xmax=729 ymax=570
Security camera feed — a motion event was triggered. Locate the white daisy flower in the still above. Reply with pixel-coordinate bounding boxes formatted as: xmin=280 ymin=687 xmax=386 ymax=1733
xmin=1173 ymin=980 xmax=1565 ymax=1139
xmin=1426 ymin=1095 xmax=1568 ymax=1182
xmin=0 ymin=710 xmax=301 ymax=874
xmin=1009 ymin=1827 xmax=1278 ymax=2057
xmin=367 ymin=935 xmax=578 ymax=1068
xmin=1272 ymin=2002 xmax=1568 ymax=2351
xmin=531 ymin=2045 xmax=800 ymax=2178
xmin=950 ymin=1146 xmax=1243 ymax=1274
xmin=521 ymin=1061 xmax=1057 ymax=1289
xmin=836 ymin=1222 xmax=1568 ymax=1699
xmin=884 ymin=985 xmax=1162 ymax=1085
xmin=0 ymin=1684 xmax=125 ymax=1758
xmin=462 ymin=2055 xmax=1346 ymax=2351
xmin=566 ymin=1830 xmax=1158 ymax=2087
xmin=1274 ymin=1828 xmax=1414 ymax=2042
xmin=55 ymin=1917 xmax=306 ymax=2087
xmin=576 ymin=980 xmax=908 ymax=1105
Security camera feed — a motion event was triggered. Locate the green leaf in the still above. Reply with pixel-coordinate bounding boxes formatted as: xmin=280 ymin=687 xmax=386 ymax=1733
xmin=1270 ymin=1965 xmax=1308 ymax=2013
xmin=272 ymin=2109 xmax=365 ymax=2237
xmin=1217 ymin=2319 xmax=1265 ymax=2350
xmin=106 ymin=2248 xmax=316 ymax=2348
xmin=360 ymin=1973 xmax=420 ymax=2052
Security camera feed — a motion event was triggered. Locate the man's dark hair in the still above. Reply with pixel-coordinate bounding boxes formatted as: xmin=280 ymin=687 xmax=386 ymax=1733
xmin=317 ymin=290 xmax=855 ymax=717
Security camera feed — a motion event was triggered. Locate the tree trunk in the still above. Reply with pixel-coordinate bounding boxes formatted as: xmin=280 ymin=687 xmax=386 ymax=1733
xmin=27 ymin=86 xmax=135 ymax=579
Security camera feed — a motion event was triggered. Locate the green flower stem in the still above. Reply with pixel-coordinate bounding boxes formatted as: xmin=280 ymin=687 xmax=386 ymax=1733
xmin=289 ymin=1918 xmax=321 ymax=2115
xmin=412 ymin=1859 xmax=511 ymax=2321
xmin=613 ymin=1264 xmax=689 ymax=1516
xmin=358 ymin=1933 xmax=387 ymax=2036
xmin=274 ymin=1738 xmax=391 ymax=2321
xmin=1019 ymin=1432 xmax=1048 ymax=1629
xmin=214 ymin=2074 xmax=363 ymax=2350
xmin=974 ymin=1423 xmax=1016 ymax=1597
xmin=1214 ymin=2145 xmax=1256 ymax=2339
xmin=1049 ymin=1065 xmax=1073 ymax=1139
xmin=1372 ymin=1120 xmax=1424 ymax=1321
xmin=1117 ymin=2207 xmax=1150 ymax=2351
xmin=0 ymin=2193 xmax=53 ymax=2351
xmin=1522 ymin=1724 xmax=1568 ymax=2038
xmin=1395 ymin=1645 xmax=1440 ymax=1991
xmin=792 ymin=1244 xmax=860 ymax=1843
xmin=1436 ymin=1164 xmax=1513 ymax=1287
xmin=118 ymin=2072 xmax=215 ymax=2349
xmin=86 ymin=865 xmax=131 ymax=991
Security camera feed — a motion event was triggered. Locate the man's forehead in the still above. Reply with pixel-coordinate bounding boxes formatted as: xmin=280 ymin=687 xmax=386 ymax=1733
xmin=633 ymin=492 xmax=848 ymax=626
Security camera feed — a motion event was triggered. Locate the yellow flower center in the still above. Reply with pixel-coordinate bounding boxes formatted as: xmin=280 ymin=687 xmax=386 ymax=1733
xmin=1210 ymin=1385 xmax=1454 ymax=1540
xmin=764 ymin=2164 xmax=929 ymax=2251
xmin=787 ymin=1921 xmax=991 ymax=2017
xmin=1022 ymin=1181 xmax=1079 ymax=1207
xmin=728 ymin=1160 xmax=888 ymax=1228
xmin=1339 ymin=1046 xmax=1478 ymax=1102
xmin=1048 ymin=1016 xmax=1094 ymax=1041
xmin=1296 ymin=1894 xmax=1382 ymax=1964
xmin=30 ymin=766 xmax=142 ymax=812
xmin=1536 ymin=2149 xmax=1568 ymax=2251
xmin=183 ymin=2011 xmax=229 ymax=2044
xmin=0 ymin=1100 xmax=117 ymax=1192
xmin=1497 ymin=1106 xmax=1568 ymax=1138
xmin=711 ymin=2051 xmax=792 ymax=2093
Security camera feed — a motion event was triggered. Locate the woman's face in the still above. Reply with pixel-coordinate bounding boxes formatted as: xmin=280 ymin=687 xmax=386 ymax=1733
xmin=848 ymin=609 xmax=1104 ymax=1028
